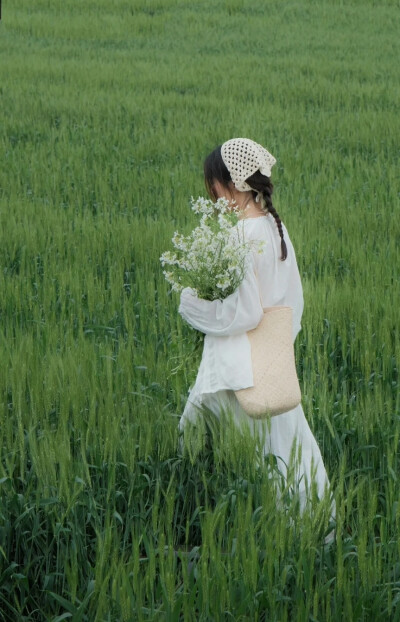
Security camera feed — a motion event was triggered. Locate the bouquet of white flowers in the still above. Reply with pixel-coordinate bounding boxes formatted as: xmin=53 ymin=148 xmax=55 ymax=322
xmin=160 ymin=196 xmax=263 ymax=301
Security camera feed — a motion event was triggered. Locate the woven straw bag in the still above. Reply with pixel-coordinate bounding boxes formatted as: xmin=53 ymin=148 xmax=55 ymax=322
xmin=234 ymin=306 xmax=301 ymax=418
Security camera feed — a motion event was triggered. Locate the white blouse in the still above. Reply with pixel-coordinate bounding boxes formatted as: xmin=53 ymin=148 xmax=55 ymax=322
xmin=178 ymin=214 xmax=304 ymax=395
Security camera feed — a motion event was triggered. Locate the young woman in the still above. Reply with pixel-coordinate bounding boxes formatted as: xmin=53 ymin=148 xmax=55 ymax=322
xmin=178 ymin=137 xmax=334 ymax=516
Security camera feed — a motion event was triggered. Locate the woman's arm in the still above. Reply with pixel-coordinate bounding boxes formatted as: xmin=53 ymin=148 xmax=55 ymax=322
xmin=178 ymin=261 xmax=263 ymax=337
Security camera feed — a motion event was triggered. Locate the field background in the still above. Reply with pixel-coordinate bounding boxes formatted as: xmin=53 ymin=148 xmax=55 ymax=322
xmin=1 ymin=0 xmax=399 ymax=619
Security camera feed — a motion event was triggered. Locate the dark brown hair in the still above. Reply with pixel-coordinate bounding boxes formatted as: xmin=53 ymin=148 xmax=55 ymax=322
xmin=204 ymin=145 xmax=287 ymax=261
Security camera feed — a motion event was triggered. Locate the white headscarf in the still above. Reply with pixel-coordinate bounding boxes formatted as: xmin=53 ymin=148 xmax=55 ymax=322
xmin=221 ymin=138 xmax=276 ymax=192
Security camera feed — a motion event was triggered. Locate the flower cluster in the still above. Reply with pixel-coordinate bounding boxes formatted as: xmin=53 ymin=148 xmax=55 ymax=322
xmin=160 ymin=196 xmax=264 ymax=301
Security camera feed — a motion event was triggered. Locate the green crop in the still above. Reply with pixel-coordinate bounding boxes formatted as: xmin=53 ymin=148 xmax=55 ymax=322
xmin=0 ymin=0 xmax=399 ymax=619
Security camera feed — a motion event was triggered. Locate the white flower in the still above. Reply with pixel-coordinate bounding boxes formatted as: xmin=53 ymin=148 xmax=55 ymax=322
xmin=160 ymin=195 xmax=266 ymax=301
xmin=160 ymin=251 xmax=176 ymax=266
xmin=171 ymin=281 xmax=183 ymax=293
xmin=216 ymin=278 xmax=231 ymax=292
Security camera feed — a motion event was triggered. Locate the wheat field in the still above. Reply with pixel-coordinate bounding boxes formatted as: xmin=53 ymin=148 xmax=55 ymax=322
xmin=0 ymin=0 xmax=399 ymax=619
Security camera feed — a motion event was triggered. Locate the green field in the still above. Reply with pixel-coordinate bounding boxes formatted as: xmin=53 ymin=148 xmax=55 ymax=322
xmin=1 ymin=0 xmax=400 ymax=619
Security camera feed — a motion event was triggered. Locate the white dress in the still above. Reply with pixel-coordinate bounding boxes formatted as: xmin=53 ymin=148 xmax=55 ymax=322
xmin=178 ymin=214 xmax=334 ymax=515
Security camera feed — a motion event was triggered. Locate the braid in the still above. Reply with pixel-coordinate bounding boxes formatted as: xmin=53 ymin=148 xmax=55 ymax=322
xmin=262 ymin=188 xmax=287 ymax=261
xmin=246 ymin=170 xmax=288 ymax=261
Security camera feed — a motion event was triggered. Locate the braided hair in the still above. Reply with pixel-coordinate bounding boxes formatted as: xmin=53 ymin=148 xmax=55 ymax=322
xmin=204 ymin=145 xmax=287 ymax=261
xmin=245 ymin=170 xmax=288 ymax=261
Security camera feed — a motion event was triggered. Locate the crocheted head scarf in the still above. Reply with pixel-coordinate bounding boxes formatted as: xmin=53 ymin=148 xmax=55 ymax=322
xmin=221 ymin=138 xmax=276 ymax=192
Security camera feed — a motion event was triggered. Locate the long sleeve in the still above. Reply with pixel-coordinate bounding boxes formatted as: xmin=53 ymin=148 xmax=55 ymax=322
xmin=178 ymin=259 xmax=263 ymax=337
xmin=177 ymin=215 xmax=305 ymax=399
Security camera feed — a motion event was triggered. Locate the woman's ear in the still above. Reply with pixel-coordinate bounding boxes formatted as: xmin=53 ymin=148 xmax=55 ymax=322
xmin=227 ymin=181 xmax=236 ymax=199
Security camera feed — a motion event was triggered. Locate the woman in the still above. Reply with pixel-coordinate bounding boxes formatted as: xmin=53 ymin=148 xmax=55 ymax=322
xmin=178 ymin=137 xmax=334 ymax=517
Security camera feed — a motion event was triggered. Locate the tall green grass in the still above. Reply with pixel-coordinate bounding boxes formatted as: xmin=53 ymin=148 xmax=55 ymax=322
xmin=0 ymin=0 xmax=399 ymax=619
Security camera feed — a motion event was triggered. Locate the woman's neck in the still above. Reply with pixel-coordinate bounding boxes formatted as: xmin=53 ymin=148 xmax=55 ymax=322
xmin=238 ymin=200 xmax=267 ymax=220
